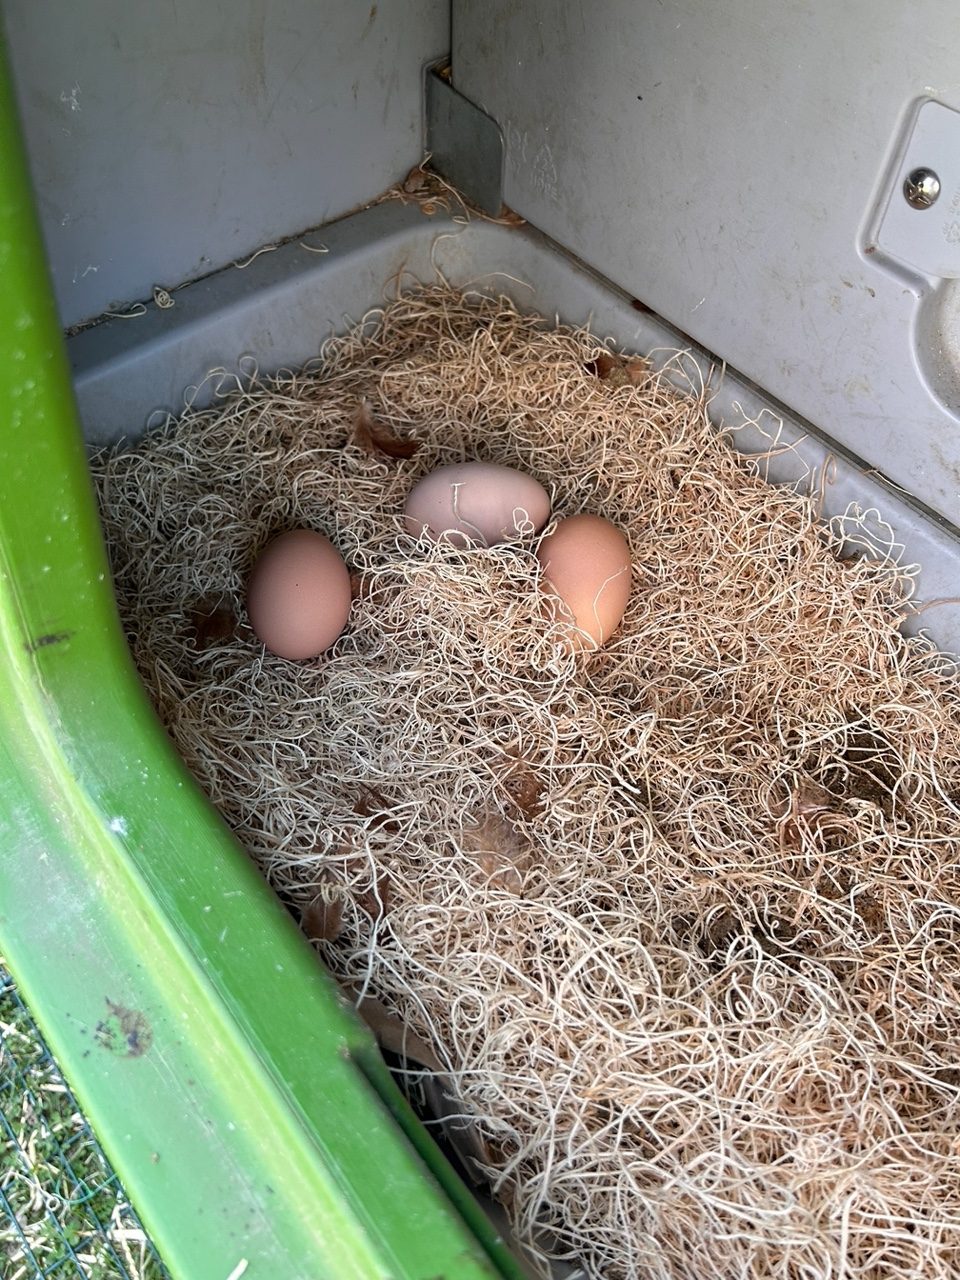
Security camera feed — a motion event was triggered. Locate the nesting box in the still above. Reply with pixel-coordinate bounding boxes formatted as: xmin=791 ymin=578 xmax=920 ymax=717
xmin=3 ymin=4 xmax=960 ymax=1278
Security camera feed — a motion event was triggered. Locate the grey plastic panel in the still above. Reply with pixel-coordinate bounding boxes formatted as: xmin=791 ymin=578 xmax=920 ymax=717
xmin=451 ymin=0 xmax=960 ymax=530
xmin=2 ymin=0 xmax=447 ymax=328
xmin=69 ymin=204 xmax=960 ymax=654
xmin=426 ymin=68 xmax=504 ymax=217
xmin=71 ymin=202 xmax=451 ymax=443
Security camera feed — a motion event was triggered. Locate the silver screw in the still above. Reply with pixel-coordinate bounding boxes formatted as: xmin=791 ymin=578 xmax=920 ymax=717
xmin=903 ymin=166 xmax=941 ymax=209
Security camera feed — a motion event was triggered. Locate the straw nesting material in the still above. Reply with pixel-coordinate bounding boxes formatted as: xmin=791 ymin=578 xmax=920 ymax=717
xmin=91 ymin=287 xmax=960 ymax=1280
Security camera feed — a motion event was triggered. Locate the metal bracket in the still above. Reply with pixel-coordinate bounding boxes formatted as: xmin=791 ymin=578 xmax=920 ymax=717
xmin=425 ymin=63 xmax=504 ymax=217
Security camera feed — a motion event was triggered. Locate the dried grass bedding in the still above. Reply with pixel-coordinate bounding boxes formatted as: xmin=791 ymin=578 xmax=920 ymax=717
xmin=91 ymin=287 xmax=960 ymax=1279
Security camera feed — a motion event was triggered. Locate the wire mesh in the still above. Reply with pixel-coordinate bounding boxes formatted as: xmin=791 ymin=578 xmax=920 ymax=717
xmin=0 ymin=964 xmax=170 ymax=1280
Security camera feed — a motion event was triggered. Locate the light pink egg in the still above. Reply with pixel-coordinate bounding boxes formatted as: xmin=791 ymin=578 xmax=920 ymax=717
xmin=405 ymin=462 xmax=550 ymax=546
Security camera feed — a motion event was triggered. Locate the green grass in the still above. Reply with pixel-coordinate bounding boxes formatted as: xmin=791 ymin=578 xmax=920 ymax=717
xmin=0 ymin=964 xmax=169 ymax=1280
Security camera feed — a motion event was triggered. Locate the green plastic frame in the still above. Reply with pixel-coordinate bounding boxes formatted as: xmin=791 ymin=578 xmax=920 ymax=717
xmin=0 ymin=40 xmax=523 ymax=1280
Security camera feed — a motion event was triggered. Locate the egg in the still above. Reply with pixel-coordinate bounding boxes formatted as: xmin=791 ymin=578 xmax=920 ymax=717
xmin=537 ymin=514 xmax=632 ymax=651
xmin=404 ymin=462 xmax=550 ymax=546
xmin=246 ymin=529 xmax=351 ymax=659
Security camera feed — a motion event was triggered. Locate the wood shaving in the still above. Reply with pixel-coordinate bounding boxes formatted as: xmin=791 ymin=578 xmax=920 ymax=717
xmin=91 ymin=287 xmax=960 ymax=1280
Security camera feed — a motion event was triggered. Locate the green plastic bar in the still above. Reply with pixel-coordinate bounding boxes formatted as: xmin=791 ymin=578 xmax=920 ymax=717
xmin=0 ymin=37 xmax=524 ymax=1280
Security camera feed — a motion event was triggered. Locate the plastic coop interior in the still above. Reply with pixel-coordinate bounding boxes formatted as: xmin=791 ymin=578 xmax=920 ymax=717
xmin=2 ymin=3 xmax=960 ymax=1278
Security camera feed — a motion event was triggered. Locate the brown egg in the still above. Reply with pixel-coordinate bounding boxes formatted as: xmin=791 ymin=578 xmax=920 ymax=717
xmin=246 ymin=529 xmax=351 ymax=659
xmin=537 ymin=514 xmax=632 ymax=651
xmin=405 ymin=462 xmax=550 ymax=546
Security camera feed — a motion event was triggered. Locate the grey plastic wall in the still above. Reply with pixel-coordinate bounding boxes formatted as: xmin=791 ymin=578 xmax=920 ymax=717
xmin=2 ymin=0 xmax=448 ymax=328
xmin=69 ymin=204 xmax=960 ymax=654
xmin=451 ymin=0 xmax=960 ymax=532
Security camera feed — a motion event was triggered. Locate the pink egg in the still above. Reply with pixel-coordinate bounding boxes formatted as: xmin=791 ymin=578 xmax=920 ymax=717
xmin=246 ymin=529 xmax=351 ymax=659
